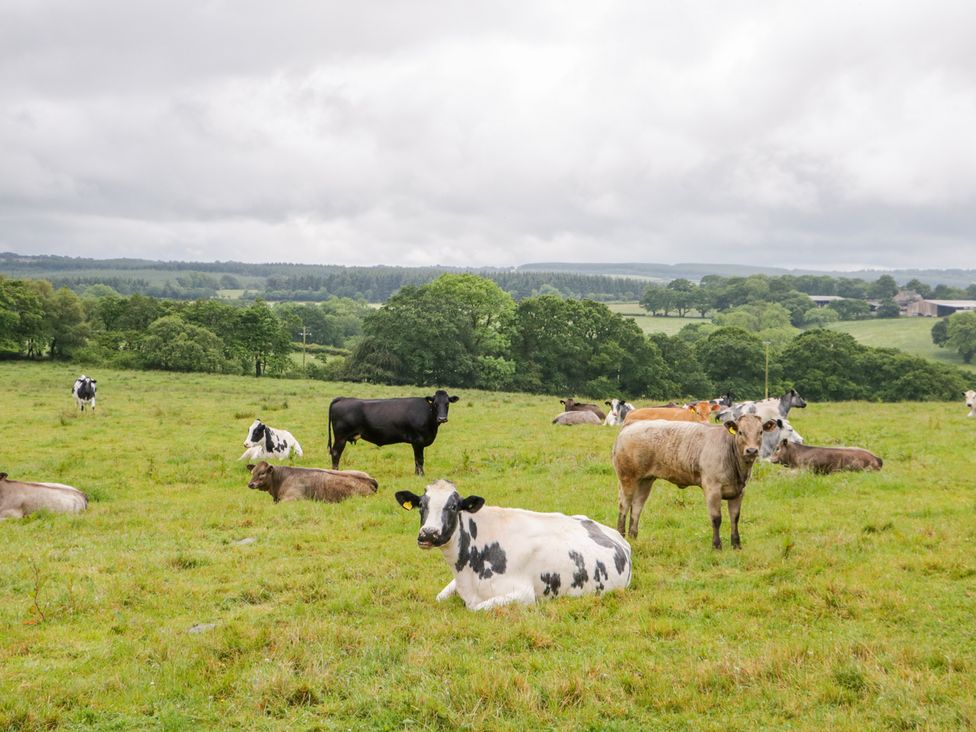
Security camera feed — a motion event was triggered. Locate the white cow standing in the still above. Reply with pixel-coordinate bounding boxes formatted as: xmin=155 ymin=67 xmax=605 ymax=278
xmin=239 ymin=419 xmax=303 ymax=461
xmin=395 ymin=479 xmax=632 ymax=611
xmin=966 ymin=390 xmax=976 ymax=417
xmin=72 ymin=375 xmax=97 ymax=412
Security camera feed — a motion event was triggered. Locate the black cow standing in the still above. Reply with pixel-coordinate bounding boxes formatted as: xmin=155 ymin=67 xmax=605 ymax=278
xmin=327 ymin=390 xmax=459 ymax=475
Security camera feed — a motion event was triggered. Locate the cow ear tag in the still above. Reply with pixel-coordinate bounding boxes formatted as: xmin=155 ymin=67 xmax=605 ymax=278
xmin=402 ymin=501 xmax=413 ymax=510
xmin=727 ymin=426 xmax=736 ymax=435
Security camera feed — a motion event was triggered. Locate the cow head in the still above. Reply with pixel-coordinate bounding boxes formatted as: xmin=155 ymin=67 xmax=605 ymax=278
xmin=966 ymin=390 xmax=976 ymax=408
xmin=426 ymin=390 xmax=459 ymax=424
xmin=768 ymin=438 xmax=795 ymax=466
xmin=724 ymin=414 xmax=778 ymax=464
xmin=244 ymin=419 xmax=265 ymax=448
xmin=246 ymin=461 xmax=273 ymax=491
xmin=396 ymin=479 xmax=484 ymax=549
xmin=784 ymin=388 xmax=807 ymax=410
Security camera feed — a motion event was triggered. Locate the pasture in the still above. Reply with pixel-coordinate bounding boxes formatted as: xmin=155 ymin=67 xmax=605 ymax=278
xmin=604 ymin=303 xmax=705 ymax=336
xmin=828 ymin=318 xmax=976 ymax=374
xmin=1 ymin=363 xmax=975 ymax=731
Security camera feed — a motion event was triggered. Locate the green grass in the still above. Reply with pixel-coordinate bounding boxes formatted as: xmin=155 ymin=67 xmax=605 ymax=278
xmin=605 ymin=303 xmax=706 ymax=336
xmin=828 ymin=318 xmax=976 ymax=374
xmin=2 ymin=363 xmax=975 ymax=730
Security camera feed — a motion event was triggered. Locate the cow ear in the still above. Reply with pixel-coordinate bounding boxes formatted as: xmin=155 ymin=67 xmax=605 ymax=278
xmin=425 ymin=396 xmax=434 ymax=405
xmin=395 ymin=490 xmax=422 ymax=511
xmin=779 ymin=438 xmax=789 ymax=447
xmin=724 ymin=420 xmax=737 ymax=434
xmin=0 ymin=472 xmax=6 ymax=481
xmin=246 ymin=464 xmax=255 ymax=471
xmin=459 ymin=495 xmax=485 ymax=513
xmin=776 ymin=418 xmax=783 ymax=428
xmin=448 ymin=395 xmax=459 ymax=403
xmin=604 ymin=401 xmax=612 ymax=406
xmin=762 ymin=419 xmax=778 ymax=432
xmin=560 ymin=400 xmax=567 ymax=406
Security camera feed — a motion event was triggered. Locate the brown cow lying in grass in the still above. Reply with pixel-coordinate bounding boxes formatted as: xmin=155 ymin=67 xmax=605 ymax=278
xmin=246 ymin=461 xmax=378 ymax=503
xmin=769 ymin=440 xmax=883 ymax=474
xmin=623 ymin=400 xmax=713 ymax=425
xmin=552 ymin=410 xmax=602 ymax=426
xmin=0 ymin=472 xmax=88 ymax=519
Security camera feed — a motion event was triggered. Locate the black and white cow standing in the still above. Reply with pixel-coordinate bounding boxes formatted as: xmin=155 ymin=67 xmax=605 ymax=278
xmin=239 ymin=419 xmax=304 ymax=461
xmin=72 ymin=375 xmax=97 ymax=411
xmin=395 ymin=479 xmax=632 ymax=611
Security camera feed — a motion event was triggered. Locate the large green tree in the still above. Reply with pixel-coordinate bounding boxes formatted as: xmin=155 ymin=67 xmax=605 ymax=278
xmin=138 ymin=316 xmax=229 ymax=372
xmin=694 ymin=327 xmax=769 ymax=399
xmin=945 ymin=311 xmax=976 ymax=363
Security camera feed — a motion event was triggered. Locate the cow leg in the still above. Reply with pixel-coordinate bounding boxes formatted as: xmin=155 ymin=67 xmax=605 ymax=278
xmin=628 ymin=478 xmax=654 ymax=539
xmin=412 ymin=444 xmax=425 ymax=476
xmin=436 ymin=579 xmax=457 ymax=602
xmin=329 ymin=438 xmax=347 ymax=470
xmin=616 ymin=478 xmax=635 ymax=537
xmin=471 ymin=585 xmax=536 ymax=611
xmin=727 ymin=493 xmax=744 ymax=550
xmin=704 ymin=486 xmax=723 ymax=550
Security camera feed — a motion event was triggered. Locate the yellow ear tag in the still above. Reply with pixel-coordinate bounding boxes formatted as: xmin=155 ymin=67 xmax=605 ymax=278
xmin=728 ymin=426 xmax=737 ymax=435
xmin=403 ymin=501 xmax=413 ymax=510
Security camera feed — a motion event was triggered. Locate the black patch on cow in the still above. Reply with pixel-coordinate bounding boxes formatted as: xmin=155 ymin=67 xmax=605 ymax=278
xmin=578 ymin=519 xmax=629 ymax=575
xmin=468 ymin=519 xmax=477 ymax=540
xmin=593 ymin=561 xmax=608 ymax=592
xmin=455 ymin=518 xmax=507 ymax=578
xmin=568 ymin=550 xmax=588 ymax=588
xmin=541 ymin=572 xmax=561 ymax=597
xmin=264 ymin=427 xmax=274 ymax=453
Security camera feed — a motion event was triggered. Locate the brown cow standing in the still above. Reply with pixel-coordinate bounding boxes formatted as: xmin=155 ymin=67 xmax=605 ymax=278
xmin=769 ymin=440 xmax=882 ymax=474
xmin=246 ymin=462 xmax=378 ymax=503
xmin=0 ymin=473 xmax=88 ymax=518
xmin=559 ymin=398 xmax=606 ymax=421
xmin=611 ymin=415 xmax=777 ymax=548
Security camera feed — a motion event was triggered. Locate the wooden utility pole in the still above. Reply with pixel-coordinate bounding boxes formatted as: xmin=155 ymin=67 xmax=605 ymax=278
xmin=299 ymin=326 xmax=311 ymax=372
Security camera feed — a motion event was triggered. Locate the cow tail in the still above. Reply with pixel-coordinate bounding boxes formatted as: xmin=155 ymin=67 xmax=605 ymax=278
xmin=327 ymin=397 xmax=339 ymax=450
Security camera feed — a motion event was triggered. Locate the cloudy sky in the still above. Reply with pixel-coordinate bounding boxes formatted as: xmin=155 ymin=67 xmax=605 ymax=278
xmin=2 ymin=1 xmax=975 ymax=269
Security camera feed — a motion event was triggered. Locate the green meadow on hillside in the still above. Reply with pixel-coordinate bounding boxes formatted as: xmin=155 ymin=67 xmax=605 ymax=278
xmin=1 ymin=364 xmax=975 ymax=730
xmin=828 ymin=317 xmax=976 ymax=374
xmin=604 ymin=303 xmax=706 ymax=336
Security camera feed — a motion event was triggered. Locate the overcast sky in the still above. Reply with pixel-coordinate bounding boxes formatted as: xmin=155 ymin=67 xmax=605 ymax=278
xmin=2 ymin=1 xmax=975 ymax=270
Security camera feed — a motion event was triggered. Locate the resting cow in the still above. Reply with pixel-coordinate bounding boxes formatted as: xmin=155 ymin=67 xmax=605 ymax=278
xmin=328 ymin=390 xmax=459 ymax=475
xmin=769 ymin=440 xmax=882 ymax=474
xmin=0 ymin=473 xmax=88 ymax=519
xmin=760 ymin=418 xmax=804 ymax=459
xmin=624 ymin=402 xmax=711 ymax=425
xmin=966 ymin=390 xmax=976 ymax=417
xmin=240 ymin=419 xmax=303 ymax=461
xmin=604 ymin=399 xmax=635 ymax=426
xmin=553 ymin=410 xmax=602 ymax=426
xmin=612 ymin=415 xmax=777 ymax=548
xmin=395 ymin=479 xmax=632 ymax=611
xmin=559 ymin=398 xmax=606 ymax=421
xmin=72 ymin=375 xmax=97 ymax=412
xmin=246 ymin=461 xmax=378 ymax=503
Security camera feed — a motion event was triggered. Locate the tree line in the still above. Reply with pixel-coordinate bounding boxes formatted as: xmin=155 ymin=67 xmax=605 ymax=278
xmin=2 ymin=272 xmax=969 ymax=401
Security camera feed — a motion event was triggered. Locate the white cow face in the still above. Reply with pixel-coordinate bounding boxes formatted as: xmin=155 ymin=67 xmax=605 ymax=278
xmin=966 ymin=390 xmax=976 ymax=409
xmin=396 ymin=479 xmax=484 ymax=548
xmin=244 ymin=419 xmax=267 ymax=448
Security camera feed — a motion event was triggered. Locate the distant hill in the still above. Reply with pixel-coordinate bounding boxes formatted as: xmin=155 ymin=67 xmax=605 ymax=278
xmin=519 ymin=262 xmax=976 ymax=288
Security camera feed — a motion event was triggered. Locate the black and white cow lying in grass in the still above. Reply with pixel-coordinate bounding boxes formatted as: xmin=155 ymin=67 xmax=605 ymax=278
xmin=239 ymin=419 xmax=303 ymax=461
xmin=395 ymin=479 xmax=632 ymax=611
xmin=72 ymin=375 xmax=97 ymax=411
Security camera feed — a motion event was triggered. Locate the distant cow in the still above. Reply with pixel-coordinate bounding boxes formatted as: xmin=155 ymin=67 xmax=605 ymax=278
xmin=966 ymin=390 xmax=976 ymax=417
xmin=246 ymin=461 xmax=378 ymax=503
xmin=769 ymin=440 xmax=882 ymax=474
xmin=559 ymin=398 xmax=606 ymax=421
xmin=716 ymin=388 xmax=807 ymax=423
xmin=623 ymin=402 xmax=711 ymax=425
xmin=604 ymin=399 xmax=635 ymax=426
xmin=239 ymin=419 xmax=303 ymax=461
xmin=553 ymin=410 xmax=602 ymax=426
xmin=612 ymin=415 xmax=778 ymax=548
xmin=0 ymin=473 xmax=88 ymax=519
xmin=395 ymin=479 xmax=632 ymax=610
xmin=328 ymin=390 xmax=459 ymax=475
xmin=72 ymin=375 xmax=97 ymax=412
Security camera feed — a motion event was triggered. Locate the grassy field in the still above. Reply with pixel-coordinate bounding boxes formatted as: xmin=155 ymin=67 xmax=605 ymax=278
xmin=2 ymin=364 xmax=975 ymax=730
xmin=604 ymin=303 xmax=706 ymax=336
xmin=828 ymin=318 xmax=976 ymax=374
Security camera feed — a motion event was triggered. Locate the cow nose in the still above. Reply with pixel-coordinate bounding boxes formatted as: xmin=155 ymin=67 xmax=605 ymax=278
xmin=437 ymin=417 xmax=448 ymax=424
xmin=744 ymin=447 xmax=759 ymax=457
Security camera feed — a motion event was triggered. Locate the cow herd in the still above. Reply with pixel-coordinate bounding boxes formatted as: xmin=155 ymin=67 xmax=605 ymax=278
xmin=3 ymin=375 xmax=974 ymax=613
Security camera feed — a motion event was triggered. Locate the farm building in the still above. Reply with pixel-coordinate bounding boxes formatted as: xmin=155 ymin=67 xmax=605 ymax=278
xmin=904 ymin=299 xmax=976 ymax=317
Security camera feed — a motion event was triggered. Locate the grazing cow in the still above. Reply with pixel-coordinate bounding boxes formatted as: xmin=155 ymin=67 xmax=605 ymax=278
xmin=604 ymin=399 xmax=635 ymax=426
xmin=246 ymin=461 xmax=377 ymax=503
xmin=239 ymin=419 xmax=303 ymax=461
xmin=612 ymin=415 xmax=778 ymax=548
xmin=395 ymin=479 xmax=632 ymax=610
xmin=559 ymin=398 xmax=606 ymax=421
xmin=553 ymin=410 xmax=603 ymax=426
xmin=623 ymin=403 xmax=711 ymax=425
xmin=966 ymin=390 xmax=976 ymax=417
xmin=0 ymin=473 xmax=88 ymax=519
xmin=760 ymin=418 xmax=804 ymax=459
xmin=72 ymin=375 xmax=97 ymax=412
xmin=715 ymin=388 xmax=807 ymax=423
xmin=769 ymin=440 xmax=882 ymax=474
xmin=328 ymin=390 xmax=459 ymax=475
